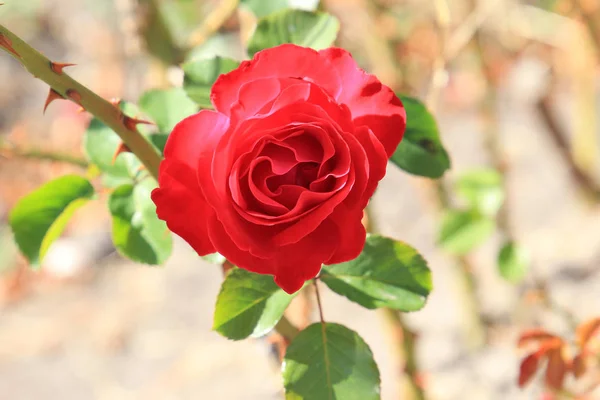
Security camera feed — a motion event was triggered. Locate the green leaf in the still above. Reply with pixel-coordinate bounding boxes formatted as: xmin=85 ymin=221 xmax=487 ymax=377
xmin=247 ymin=9 xmax=340 ymax=57
xmin=438 ymin=210 xmax=495 ymax=255
xmin=108 ymin=178 xmax=172 ymax=265
xmin=321 ymin=235 xmax=432 ymax=311
xmin=456 ymin=169 xmax=504 ymax=216
xmin=213 ymin=267 xmax=295 ymax=340
xmin=202 ymin=252 xmax=226 ymax=264
xmin=138 ymin=88 xmax=198 ymax=133
xmin=240 ymin=0 xmax=289 ymax=17
xmin=149 ymin=133 xmax=169 ymax=154
xmin=498 ymin=241 xmax=530 ymax=283
xmin=9 ymin=175 xmax=94 ymax=266
xmin=186 ymin=33 xmax=245 ymax=62
xmin=283 ymin=323 xmax=380 ymax=400
xmin=391 ymin=95 xmax=451 ymax=178
xmin=83 ymin=101 xmax=146 ymax=187
xmin=182 ymin=57 xmax=239 ymax=108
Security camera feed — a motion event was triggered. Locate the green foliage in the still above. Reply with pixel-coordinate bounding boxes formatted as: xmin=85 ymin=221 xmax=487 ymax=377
xmin=149 ymin=133 xmax=169 ymax=154
xmin=83 ymin=116 xmax=142 ymax=188
xmin=186 ymin=33 xmax=246 ymax=61
xmin=9 ymin=175 xmax=94 ymax=266
xmin=213 ymin=267 xmax=295 ymax=340
xmin=498 ymin=241 xmax=530 ymax=283
xmin=456 ymin=169 xmax=504 ymax=216
xmin=391 ymin=95 xmax=450 ymax=178
xmin=138 ymin=88 xmax=198 ymax=133
xmin=82 ymin=101 xmax=157 ymax=187
xmin=182 ymin=57 xmax=239 ymax=108
xmin=321 ymin=235 xmax=432 ymax=312
xmin=283 ymin=323 xmax=380 ymax=400
xmin=202 ymin=252 xmax=226 ymax=264
xmin=108 ymin=178 xmax=172 ymax=265
xmin=438 ymin=210 xmax=495 ymax=255
xmin=240 ymin=0 xmax=289 ymax=17
xmin=247 ymin=9 xmax=340 ymax=56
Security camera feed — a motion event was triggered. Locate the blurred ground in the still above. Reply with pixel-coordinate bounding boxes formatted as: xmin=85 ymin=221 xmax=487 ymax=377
xmin=2 ymin=0 xmax=600 ymax=399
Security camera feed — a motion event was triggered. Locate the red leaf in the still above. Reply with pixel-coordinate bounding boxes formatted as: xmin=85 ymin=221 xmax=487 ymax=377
xmin=545 ymin=348 xmax=567 ymax=390
xmin=519 ymin=352 xmax=541 ymax=387
xmin=518 ymin=329 xmax=558 ymax=348
xmin=572 ymin=352 xmax=587 ymax=379
xmin=576 ymin=318 xmax=600 ymax=350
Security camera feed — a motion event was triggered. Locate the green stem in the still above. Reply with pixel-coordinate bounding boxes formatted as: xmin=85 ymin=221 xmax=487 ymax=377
xmin=365 ymin=207 xmax=427 ymax=400
xmin=381 ymin=308 xmax=425 ymax=400
xmin=0 ymin=143 xmax=89 ymax=167
xmin=423 ymin=0 xmax=487 ymax=349
xmin=0 ymin=24 xmax=162 ymax=180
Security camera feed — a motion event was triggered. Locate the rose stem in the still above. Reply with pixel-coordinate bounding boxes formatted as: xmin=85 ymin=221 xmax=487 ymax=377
xmin=364 ymin=206 xmax=426 ymax=400
xmin=537 ymin=87 xmax=600 ymax=202
xmin=425 ymin=0 xmax=487 ymax=349
xmin=0 ymin=24 xmax=162 ymax=180
xmin=313 ymin=279 xmax=325 ymax=324
xmin=0 ymin=141 xmax=89 ymax=168
xmin=571 ymin=0 xmax=600 ymax=51
xmin=187 ymin=0 xmax=239 ymax=48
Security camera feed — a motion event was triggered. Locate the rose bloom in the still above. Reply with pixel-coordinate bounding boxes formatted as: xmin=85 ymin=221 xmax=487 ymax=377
xmin=152 ymin=44 xmax=406 ymax=294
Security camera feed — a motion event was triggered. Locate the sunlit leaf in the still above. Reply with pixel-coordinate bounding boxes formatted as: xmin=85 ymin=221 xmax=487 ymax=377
xmin=182 ymin=57 xmax=239 ymax=108
xmin=213 ymin=267 xmax=295 ymax=340
xmin=9 ymin=175 xmax=94 ymax=266
xmin=283 ymin=323 xmax=380 ymax=400
xmin=498 ymin=241 xmax=530 ymax=283
xmin=391 ymin=95 xmax=450 ymax=178
xmin=247 ymin=9 xmax=339 ymax=56
xmin=321 ymin=235 xmax=432 ymax=311
xmin=456 ymin=169 xmax=504 ymax=216
xmin=109 ymin=178 xmax=172 ymax=265
xmin=83 ymin=101 xmax=147 ymax=187
xmin=138 ymin=88 xmax=198 ymax=133
xmin=438 ymin=210 xmax=495 ymax=254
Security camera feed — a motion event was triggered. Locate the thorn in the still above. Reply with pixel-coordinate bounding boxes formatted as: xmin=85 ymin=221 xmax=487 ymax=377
xmin=0 ymin=33 xmax=20 ymax=58
xmin=122 ymin=115 xmax=153 ymax=131
xmin=66 ymin=89 xmax=82 ymax=104
xmin=76 ymin=106 xmax=86 ymax=113
xmin=109 ymin=97 xmax=121 ymax=107
xmin=135 ymin=164 xmax=146 ymax=175
xmin=112 ymin=142 xmax=131 ymax=164
xmin=43 ymin=89 xmax=64 ymax=114
xmin=50 ymin=62 xmax=76 ymax=75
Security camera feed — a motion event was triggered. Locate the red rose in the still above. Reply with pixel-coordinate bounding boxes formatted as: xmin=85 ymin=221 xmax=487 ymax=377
xmin=151 ymin=44 xmax=406 ymax=294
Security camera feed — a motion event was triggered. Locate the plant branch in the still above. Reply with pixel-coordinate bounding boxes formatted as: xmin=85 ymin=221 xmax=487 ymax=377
xmin=0 ymin=24 xmax=162 ymax=180
xmin=313 ymin=279 xmax=325 ymax=324
xmin=571 ymin=0 xmax=600 ymax=51
xmin=537 ymin=89 xmax=600 ymax=202
xmin=364 ymin=207 xmax=428 ymax=399
xmin=0 ymin=141 xmax=89 ymax=167
xmin=382 ymin=308 xmax=425 ymax=400
xmin=423 ymin=0 xmax=486 ymax=349
xmin=188 ymin=0 xmax=239 ymax=48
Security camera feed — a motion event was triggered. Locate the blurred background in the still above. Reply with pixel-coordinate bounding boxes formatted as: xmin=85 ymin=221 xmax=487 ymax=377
xmin=2 ymin=0 xmax=600 ymax=399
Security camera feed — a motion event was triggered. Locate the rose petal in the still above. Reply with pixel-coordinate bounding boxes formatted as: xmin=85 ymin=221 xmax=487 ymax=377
xmin=272 ymin=219 xmax=339 ymax=293
xmin=353 ymin=126 xmax=388 ymax=207
xmin=165 ymin=109 xmax=229 ymax=170
xmin=152 ymin=161 xmax=215 ymax=255
xmin=207 ymin=214 xmax=271 ymax=274
xmin=326 ymin=203 xmax=366 ymax=264
xmin=319 ymin=47 xmax=406 ymax=156
xmin=211 ymin=44 xmax=342 ymax=115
